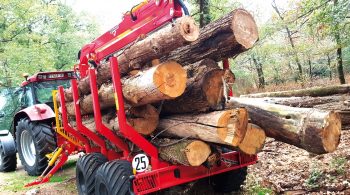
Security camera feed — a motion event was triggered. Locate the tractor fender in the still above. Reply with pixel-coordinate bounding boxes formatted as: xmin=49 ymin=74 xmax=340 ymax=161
xmin=0 ymin=130 xmax=16 ymax=156
xmin=15 ymin=104 xmax=55 ymax=122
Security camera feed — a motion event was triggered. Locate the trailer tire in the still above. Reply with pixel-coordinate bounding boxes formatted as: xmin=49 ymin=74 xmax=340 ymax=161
xmin=76 ymin=153 xmax=107 ymax=195
xmin=16 ymin=118 xmax=56 ymax=176
xmin=0 ymin=133 xmax=17 ymax=172
xmin=95 ymin=160 xmax=133 ymax=195
xmin=210 ymin=167 xmax=247 ymax=193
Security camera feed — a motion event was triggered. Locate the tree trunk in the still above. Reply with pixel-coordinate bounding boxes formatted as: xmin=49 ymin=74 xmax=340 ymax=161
xmin=334 ymin=0 xmax=346 ymax=84
xmin=241 ymin=84 xmax=350 ymax=98
xmin=70 ymin=104 xmax=159 ymax=135
xmin=157 ymin=108 xmax=249 ymax=147
xmin=161 ymin=59 xmax=235 ymax=115
xmin=244 ymin=96 xmax=350 ymax=128
xmin=238 ymin=123 xmax=266 ymax=155
xmin=252 ymin=56 xmax=265 ymax=88
xmin=62 ymin=16 xmax=199 ymax=101
xmin=153 ymin=138 xmax=211 ymax=166
xmin=163 ymin=9 xmax=259 ymax=66
xmin=226 ymin=98 xmax=342 ymax=154
xmin=308 ymin=56 xmax=312 ymax=80
xmin=199 ymin=0 xmax=211 ymax=27
xmin=253 ymin=96 xmax=346 ymax=108
xmin=65 ymin=61 xmax=187 ymax=116
xmin=271 ymin=1 xmax=302 ymax=79
xmin=327 ymin=53 xmax=332 ymax=80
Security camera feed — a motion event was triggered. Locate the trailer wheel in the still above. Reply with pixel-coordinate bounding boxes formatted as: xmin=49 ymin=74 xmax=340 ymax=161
xmin=0 ymin=132 xmax=17 ymax=172
xmin=210 ymin=167 xmax=247 ymax=193
xmin=16 ymin=118 xmax=56 ymax=176
xmin=76 ymin=153 xmax=107 ymax=195
xmin=95 ymin=160 xmax=133 ymax=195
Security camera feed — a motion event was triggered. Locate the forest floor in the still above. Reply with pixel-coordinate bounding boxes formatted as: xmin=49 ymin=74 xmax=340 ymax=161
xmin=243 ymin=129 xmax=350 ymax=195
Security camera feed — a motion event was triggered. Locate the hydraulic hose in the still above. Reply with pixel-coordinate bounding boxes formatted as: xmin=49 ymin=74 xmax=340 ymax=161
xmin=176 ymin=0 xmax=190 ymax=16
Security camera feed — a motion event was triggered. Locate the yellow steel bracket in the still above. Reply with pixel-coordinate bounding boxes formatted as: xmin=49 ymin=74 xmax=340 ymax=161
xmin=52 ymin=90 xmax=82 ymax=147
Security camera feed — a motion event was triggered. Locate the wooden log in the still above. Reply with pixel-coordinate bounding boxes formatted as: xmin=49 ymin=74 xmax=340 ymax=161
xmin=238 ymin=123 xmax=266 ymax=155
xmin=254 ymin=96 xmax=346 ymax=108
xmin=157 ymin=108 xmax=248 ymax=147
xmin=161 ymin=59 xmax=235 ymax=114
xmin=65 ymin=61 xmax=187 ymax=116
xmin=163 ymin=9 xmax=259 ymax=65
xmin=226 ymin=98 xmax=342 ymax=154
xmin=254 ymin=95 xmax=350 ymax=128
xmin=153 ymin=138 xmax=211 ymax=166
xmin=70 ymin=104 xmax=159 ymax=135
xmin=241 ymin=84 xmax=350 ymax=98
xmin=61 ymin=16 xmax=199 ymax=102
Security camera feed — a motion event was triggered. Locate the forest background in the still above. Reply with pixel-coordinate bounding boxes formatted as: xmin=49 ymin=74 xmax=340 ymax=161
xmin=0 ymin=0 xmax=349 ymax=95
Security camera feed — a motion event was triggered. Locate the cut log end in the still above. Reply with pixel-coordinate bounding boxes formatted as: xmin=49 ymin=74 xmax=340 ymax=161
xmin=217 ymin=108 xmax=248 ymax=146
xmin=203 ymin=69 xmax=235 ymax=108
xmin=154 ymin=61 xmax=187 ymax=98
xmin=322 ymin=111 xmax=341 ymax=153
xmin=185 ymin=140 xmax=211 ymax=166
xmin=238 ymin=123 xmax=266 ymax=155
xmin=178 ymin=16 xmax=200 ymax=42
xmin=231 ymin=9 xmax=259 ymax=49
xmin=127 ymin=104 xmax=159 ymax=135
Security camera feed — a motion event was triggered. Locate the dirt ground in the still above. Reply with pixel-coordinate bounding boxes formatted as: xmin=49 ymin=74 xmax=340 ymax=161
xmin=0 ymin=130 xmax=349 ymax=195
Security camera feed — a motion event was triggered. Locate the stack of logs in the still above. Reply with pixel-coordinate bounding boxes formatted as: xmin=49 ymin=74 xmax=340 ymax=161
xmin=58 ymin=9 xmax=342 ymax=167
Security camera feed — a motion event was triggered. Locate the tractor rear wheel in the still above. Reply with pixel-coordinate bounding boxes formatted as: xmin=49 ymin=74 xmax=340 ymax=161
xmin=95 ymin=160 xmax=133 ymax=195
xmin=76 ymin=153 xmax=108 ymax=195
xmin=210 ymin=167 xmax=247 ymax=193
xmin=16 ymin=118 xmax=56 ymax=176
xmin=0 ymin=132 xmax=17 ymax=172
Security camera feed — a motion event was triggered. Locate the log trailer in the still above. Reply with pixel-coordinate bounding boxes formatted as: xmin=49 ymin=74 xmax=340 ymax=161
xmin=25 ymin=0 xmax=257 ymax=194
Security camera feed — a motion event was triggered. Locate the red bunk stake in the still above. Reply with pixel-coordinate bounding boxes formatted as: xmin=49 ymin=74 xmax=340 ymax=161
xmin=58 ymin=86 xmax=91 ymax=152
xmin=109 ymin=57 xmax=162 ymax=168
xmin=223 ymin=58 xmax=234 ymax=97
xmin=71 ymin=79 xmax=108 ymax=155
xmin=88 ymin=68 xmax=130 ymax=157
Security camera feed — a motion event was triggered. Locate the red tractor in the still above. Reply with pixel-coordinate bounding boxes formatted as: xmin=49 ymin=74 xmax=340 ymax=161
xmin=25 ymin=1 xmax=257 ymax=194
xmin=0 ymin=71 xmax=75 ymax=175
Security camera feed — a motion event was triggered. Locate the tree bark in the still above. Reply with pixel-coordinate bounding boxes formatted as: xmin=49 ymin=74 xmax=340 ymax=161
xmin=243 ymin=96 xmax=350 ymax=129
xmin=241 ymin=84 xmax=350 ymax=98
xmin=161 ymin=59 xmax=235 ymax=115
xmin=153 ymin=138 xmax=211 ymax=166
xmin=252 ymin=55 xmax=265 ymax=88
xmin=70 ymin=104 xmax=159 ymax=135
xmin=199 ymin=0 xmax=211 ymax=27
xmin=272 ymin=0 xmax=302 ymax=79
xmin=157 ymin=108 xmax=248 ymax=147
xmin=163 ymin=9 xmax=259 ymax=66
xmin=62 ymin=16 xmax=199 ymax=101
xmin=65 ymin=61 xmax=187 ymax=116
xmin=238 ymin=123 xmax=266 ymax=155
xmin=334 ymin=0 xmax=346 ymax=84
xmin=226 ymin=98 xmax=342 ymax=154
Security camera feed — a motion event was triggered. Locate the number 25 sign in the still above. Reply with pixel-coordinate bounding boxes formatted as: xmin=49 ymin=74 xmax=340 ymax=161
xmin=132 ymin=154 xmax=149 ymax=173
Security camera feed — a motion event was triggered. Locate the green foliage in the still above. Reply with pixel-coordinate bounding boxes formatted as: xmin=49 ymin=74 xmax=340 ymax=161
xmin=305 ymin=168 xmax=323 ymax=189
xmin=330 ymin=157 xmax=347 ymax=175
xmin=188 ymin=0 xmax=240 ymax=25
xmin=0 ymin=0 xmax=98 ymax=87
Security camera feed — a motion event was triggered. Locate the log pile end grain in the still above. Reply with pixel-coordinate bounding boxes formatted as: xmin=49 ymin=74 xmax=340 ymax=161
xmin=178 ymin=16 xmax=200 ymax=42
xmin=231 ymin=9 xmax=259 ymax=49
xmin=217 ymin=108 xmax=248 ymax=146
xmin=315 ymin=111 xmax=341 ymax=153
xmin=127 ymin=104 xmax=160 ymax=135
xmin=156 ymin=139 xmax=211 ymax=166
xmin=238 ymin=123 xmax=266 ymax=155
xmin=153 ymin=61 xmax=187 ymax=99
